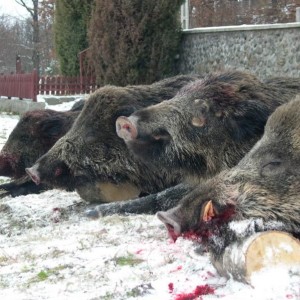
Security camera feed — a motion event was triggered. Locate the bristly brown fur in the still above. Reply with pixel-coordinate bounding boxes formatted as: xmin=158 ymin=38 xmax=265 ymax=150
xmin=123 ymin=70 xmax=300 ymax=181
xmin=29 ymin=75 xmax=201 ymax=203
xmin=159 ymin=96 xmax=300 ymax=260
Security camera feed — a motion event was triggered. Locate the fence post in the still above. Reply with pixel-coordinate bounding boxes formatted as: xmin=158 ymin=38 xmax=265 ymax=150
xmin=32 ymin=69 xmax=38 ymax=102
xmin=296 ymin=7 xmax=300 ymax=22
xmin=16 ymin=55 xmax=22 ymax=74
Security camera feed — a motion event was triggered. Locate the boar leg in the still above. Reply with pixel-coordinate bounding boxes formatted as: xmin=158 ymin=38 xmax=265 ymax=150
xmin=0 ymin=176 xmax=49 ymax=198
xmin=86 ymin=183 xmax=191 ymax=217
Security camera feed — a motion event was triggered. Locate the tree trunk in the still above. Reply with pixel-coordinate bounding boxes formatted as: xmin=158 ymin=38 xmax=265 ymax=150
xmin=32 ymin=0 xmax=40 ymax=76
xmin=15 ymin=0 xmax=40 ymax=75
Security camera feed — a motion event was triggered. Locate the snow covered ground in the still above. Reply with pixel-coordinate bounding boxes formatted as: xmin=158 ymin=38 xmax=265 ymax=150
xmin=0 ymin=99 xmax=299 ymax=300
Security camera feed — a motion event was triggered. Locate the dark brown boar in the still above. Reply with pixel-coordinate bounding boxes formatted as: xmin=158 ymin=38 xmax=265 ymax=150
xmin=88 ymin=71 xmax=300 ymax=215
xmin=25 ymin=75 xmax=200 ymax=203
xmin=157 ymin=95 xmax=300 ymax=265
xmin=0 ymin=100 xmax=84 ymax=197
xmin=116 ymin=70 xmax=300 ymax=181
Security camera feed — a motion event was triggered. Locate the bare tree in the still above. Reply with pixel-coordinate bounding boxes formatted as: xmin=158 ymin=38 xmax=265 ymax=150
xmin=0 ymin=15 xmax=33 ymax=73
xmin=15 ymin=0 xmax=40 ymax=75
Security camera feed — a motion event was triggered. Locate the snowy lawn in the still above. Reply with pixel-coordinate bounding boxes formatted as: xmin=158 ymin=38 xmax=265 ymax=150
xmin=0 ymin=102 xmax=299 ymax=300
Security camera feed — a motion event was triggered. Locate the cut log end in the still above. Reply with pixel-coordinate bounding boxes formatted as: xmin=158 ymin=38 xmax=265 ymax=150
xmin=245 ymin=231 xmax=300 ymax=280
xmin=213 ymin=231 xmax=300 ymax=284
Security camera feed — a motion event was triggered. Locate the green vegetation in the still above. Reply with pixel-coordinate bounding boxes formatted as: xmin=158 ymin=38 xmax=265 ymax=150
xmin=28 ymin=265 xmax=68 ymax=285
xmin=37 ymin=270 xmax=49 ymax=281
xmin=54 ymin=0 xmax=93 ymax=76
xmin=88 ymin=0 xmax=185 ymax=86
xmin=114 ymin=254 xmax=144 ymax=267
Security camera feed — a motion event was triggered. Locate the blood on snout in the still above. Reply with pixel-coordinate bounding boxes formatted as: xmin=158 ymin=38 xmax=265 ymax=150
xmin=166 ymin=224 xmax=180 ymax=242
xmin=173 ymin=205 xmax=236 ymax=244
xmin=189 ymin=205 xmax=236 ymax=242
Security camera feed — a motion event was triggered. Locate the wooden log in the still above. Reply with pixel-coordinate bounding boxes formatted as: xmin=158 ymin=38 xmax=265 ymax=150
xmin=212 ymin=231 xmax=300 ymax=283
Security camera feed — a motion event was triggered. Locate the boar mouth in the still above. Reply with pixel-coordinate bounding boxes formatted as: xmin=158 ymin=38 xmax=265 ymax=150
xmin=166 ymin=223 xmax=181 ymax=242
xmin=149 ymin=128 xmax=171 ymax=141
xmin=26 ymin=166 xmax=41 ymax=185
xmin=130 ymin=128 xmax=171 ymax=146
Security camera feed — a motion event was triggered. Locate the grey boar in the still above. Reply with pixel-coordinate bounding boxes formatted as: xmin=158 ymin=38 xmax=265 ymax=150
xmin=0 ymin=100 xmax=84 ymax=197
xmin=157 ymin=96 xmax=300 ymax=265
xmin=25 ymin=75 xmax=200 ymax=203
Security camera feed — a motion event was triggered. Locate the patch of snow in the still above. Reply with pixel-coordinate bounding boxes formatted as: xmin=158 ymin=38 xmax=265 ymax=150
xmin=0 ymin=99 xmax=299 ymax=299
xmin=37 ymin=94 xmax=87 ymax=112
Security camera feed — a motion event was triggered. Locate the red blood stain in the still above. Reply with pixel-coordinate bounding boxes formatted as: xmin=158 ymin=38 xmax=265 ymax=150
xmin=168 ymin=282 xmax=174 ymax=293
xmin=206 ymin=271 xmax=215 ymax=278
xmin=182 ymin=231 xmax=202 ymax=242
xmin=52 ymin=207 xmax=61 ymax=223
xmin=176 ymin=205 xmax=236 ymax=244
xmin=174 ymin=284 xmax=215 ymax=300
xmin=170 ymin=265 xmax=182 ymax=273
xmin=167 ymin=224 xmax=180 ymax=242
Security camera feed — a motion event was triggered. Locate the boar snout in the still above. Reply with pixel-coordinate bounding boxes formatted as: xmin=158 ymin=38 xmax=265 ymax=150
xmin=26 ymin=165 xmax=41 ymax=185
xmin=116 ymin=116 xmax=138 ymax=141
xmin=157 ymin=210 xmax=182 ymax=242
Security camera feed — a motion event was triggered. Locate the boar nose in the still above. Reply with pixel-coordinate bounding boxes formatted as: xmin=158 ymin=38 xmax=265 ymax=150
xmin=116 ymin=116 xmax=138 ymax=141
xmin=25 ymin=165 xmax=41 ymax=185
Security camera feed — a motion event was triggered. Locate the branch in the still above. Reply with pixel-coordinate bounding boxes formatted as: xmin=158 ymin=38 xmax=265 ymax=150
xmin=15 ymin=0 xmax=34 ymax=18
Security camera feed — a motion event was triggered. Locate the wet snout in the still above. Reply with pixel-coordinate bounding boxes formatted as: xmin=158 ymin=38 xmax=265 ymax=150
xmin=26 ymin=164 xmax=41 ymax=185
xmin=116 ymin=116 xmax=138 ymax=141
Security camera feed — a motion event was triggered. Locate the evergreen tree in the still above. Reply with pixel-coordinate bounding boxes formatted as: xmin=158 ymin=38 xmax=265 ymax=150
xmin=54 ymin=0 xmax=93 ymax=76
xmin=88 ymin=0 xmax=184 ymax=86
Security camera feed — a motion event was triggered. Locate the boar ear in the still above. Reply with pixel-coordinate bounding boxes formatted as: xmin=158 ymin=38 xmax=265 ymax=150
xmin=156 ymin=210 xmax=182 ymax=235
xmin=225 ymin=100 xmax=270 ymax=141
xmin=38 ymin=118 xmax=64 ymax=138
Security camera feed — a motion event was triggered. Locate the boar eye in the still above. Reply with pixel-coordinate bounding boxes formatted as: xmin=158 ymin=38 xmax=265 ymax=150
xmin=84 ymin=130 xmax=96 ymax=143
xmin=194 ymin=99 xmax=209 ymax=115
xmin=261 ymin=159 xmax=283 ymax=177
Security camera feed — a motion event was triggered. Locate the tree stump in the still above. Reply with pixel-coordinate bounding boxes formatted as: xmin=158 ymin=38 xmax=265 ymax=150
xmin=212 ymin=231 xmax=300 ymax=283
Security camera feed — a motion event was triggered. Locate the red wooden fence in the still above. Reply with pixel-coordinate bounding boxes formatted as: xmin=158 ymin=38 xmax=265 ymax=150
xmin=0 ymin=70 xmax=99 ymax=102
xmin=39 ymin=75 xmax=98 ymax=96
xmin=0 ymin=70 xmax=38 ymax=101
